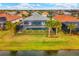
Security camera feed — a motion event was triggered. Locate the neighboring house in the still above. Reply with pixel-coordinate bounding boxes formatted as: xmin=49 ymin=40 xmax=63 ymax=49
xmin=10 ymin=15 xmax=23 ymax=23
xmin=0 ymin=13 xmax=23 ymax=30
xmin=0 ymin=13 xmax=23 ymax=23
xmin=54 ymin=15 xmax=79 ymax=32
xmin=17 ymin=11 xmax=30 ymax=17
xmin=42 ymin=11 xmax=49 ymax=16
xmin=23 ymin=12 xmax=49 ymax=30
xmin=0 ymin=17 xmax=6 ymax=30
xmin=6 ymin=11 xmax=17 ymax=15
xmin=20 ymin=11 xmax=29 ymax=15
xmin=63 ymin=12 xmax=71 ymax=15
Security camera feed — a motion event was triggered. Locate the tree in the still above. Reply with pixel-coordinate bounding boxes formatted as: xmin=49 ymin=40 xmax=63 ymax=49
xmin=52 ymin=20 xmax=62 ymax=35
xmin=45 ymin=19 xmax=60 ymax=37
xmin=45 ymin=19 xmax=62 ymax=37
xmin=5 ymin=21 xmax=20 ymax=36
xmin=45 ymin=20 xmax=54 ymax=37
xmin=5 ymin=21 xmax=12 ymax=30
xmin=5 ymin=21 xmax=15 ymax=38
xmin=12 ymin=22 xmax=20 ymax=35
xmin=67 ymin=23 xmax=77 ymax=34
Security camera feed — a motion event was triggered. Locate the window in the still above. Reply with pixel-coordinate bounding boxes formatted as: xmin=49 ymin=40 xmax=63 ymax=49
xmin=32 ymin=21 xmax=41 ymax=26
xmin=28 ymin=22 xmax=32 ymax=25
xmin=41 ymin=22 xmax=45 ymax=25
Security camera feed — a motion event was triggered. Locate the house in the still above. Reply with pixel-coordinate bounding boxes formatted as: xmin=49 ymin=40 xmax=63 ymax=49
xmin=17 ymin=11 xmax=30 ymax=17
xmin=20 ymin=11 xmax=29 ymax=15
xmin=54 ymin=15 xmax=79 ymax=32
xmin=8 ymin=15 xmax=23 ymax=23
xmin=6 ymin=11 xmax=17 ymax=15
xmin=42 ymin=11 xmax=49 ymax=16
xmin=23 ymin=12 xmax=49 ymax=30
xmin=0 ymin=17 xmax=6 ymax=30
xmin=0 ymin=13 xmax=23 ymax=23
xmin=63 ymin=12 xmax=71 ymax=15
xmin=0 ymin=13 xmax=23 ymax=30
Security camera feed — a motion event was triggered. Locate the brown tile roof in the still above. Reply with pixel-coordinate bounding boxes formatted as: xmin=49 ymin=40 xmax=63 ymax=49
xmin=0 ymin=13 xmax=22 ymax=21
xmin=42 ymin=12 xmax=49 ymax=15
xmin=54 ymin=15 xmax=79 ymax=22
xmin=20 ymin=11 xmax=29 ymax=15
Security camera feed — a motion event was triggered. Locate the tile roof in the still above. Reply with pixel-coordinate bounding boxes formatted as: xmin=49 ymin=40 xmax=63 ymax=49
xmin=42 ymin=12 xmax=49 ymax=15
xmin=23 ymin=12 xmax=49 ymax=21
xmin=20 ymin=11 xmax=29 ymax=15
xmin=0 ymin=13 xmax=22 ymax=21
xmin=54 ymin=15 xmax=79 ymax=22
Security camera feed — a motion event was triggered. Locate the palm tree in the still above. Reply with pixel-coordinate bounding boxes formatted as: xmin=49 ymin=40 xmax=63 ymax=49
xmin=5 ymin=21 xmax=15 ymax=38
xmin=45 ymin=19 xmax=54 ymax=37
xmin=53 ymin=20 xmax=62 ymax=35
xmin=5 ymin=21 xmax=19 ymax=36
xmin=67 ymin=23 xmax=77 ymax=34
xmin=12 ymin=22 xmax=21 ymax=35
xmin=45 ymin=10 xmax=53 ymax=37
xmin=5 ymin=21 xmax=12 ymax=30
xmin=45 ymin=10 xmax=62 ymax=37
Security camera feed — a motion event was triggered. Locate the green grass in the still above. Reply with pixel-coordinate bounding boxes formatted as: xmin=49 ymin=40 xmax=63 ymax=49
xmin=0 ymin=30 xmax=79 ymax=50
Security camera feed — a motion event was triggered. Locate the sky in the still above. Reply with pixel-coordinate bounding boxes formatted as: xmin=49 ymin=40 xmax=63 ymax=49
xmin=0 ymin=3 xmax=78 ymax=10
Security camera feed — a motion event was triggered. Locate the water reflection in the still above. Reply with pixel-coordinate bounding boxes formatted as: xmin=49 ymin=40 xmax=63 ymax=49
xmin=0 ymin=50 xmax=79 ymax=56
xmin=58 ymin=50 xmax=79 ymax=56
xmin=17 ymin=51 xmax=46 ymax=56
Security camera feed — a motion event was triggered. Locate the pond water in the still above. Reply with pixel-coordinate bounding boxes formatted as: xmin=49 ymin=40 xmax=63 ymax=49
xmin=0 ymin=50 xmax=79 ymax=56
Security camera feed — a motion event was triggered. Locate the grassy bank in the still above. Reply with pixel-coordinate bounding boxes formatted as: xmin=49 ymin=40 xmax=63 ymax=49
xmin=0 ymin=30 xmax=79 ymax=50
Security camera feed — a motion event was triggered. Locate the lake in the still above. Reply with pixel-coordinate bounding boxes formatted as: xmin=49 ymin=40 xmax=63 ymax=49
xmin=0 ymin=50 xmax=79 ymax=56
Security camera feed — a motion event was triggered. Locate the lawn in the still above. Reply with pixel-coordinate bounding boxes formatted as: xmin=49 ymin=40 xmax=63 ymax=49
xmin=0 ymin=30 xmax=79 ymax=50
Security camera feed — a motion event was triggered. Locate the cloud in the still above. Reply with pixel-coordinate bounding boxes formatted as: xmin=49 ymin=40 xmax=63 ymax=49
xmin=7 ymin=3 xmax=34 ymax=10
xmin=14 ymin=3 xmax=33 ymax=8
xmin=0 ymin=3 xmax=34 ymax=10
xmin=31 ymin=3 xmax=41 ymax=7
xmin=28 ymin=3 xmax=79 ymax=10
xmin=53 ymin=3 xmax=78 ymax=9
xmin=0 ymin=3 xmax=78 ymax=10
